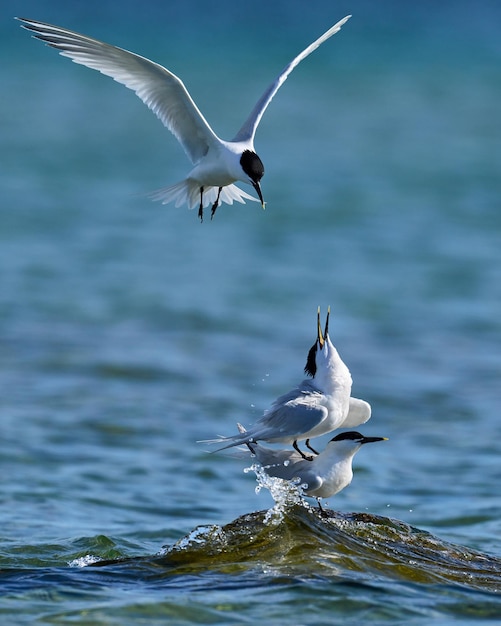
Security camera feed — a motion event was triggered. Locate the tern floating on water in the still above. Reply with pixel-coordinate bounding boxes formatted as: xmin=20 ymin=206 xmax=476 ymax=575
xmin=18 ymin=15 xmax=351 ymax=221
xmin=202 ymin=307 xmax=372 ymax=456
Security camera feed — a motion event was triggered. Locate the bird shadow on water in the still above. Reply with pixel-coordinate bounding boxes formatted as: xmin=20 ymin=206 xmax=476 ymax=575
xmin=84 ymin=466 xmax=501 ymax=595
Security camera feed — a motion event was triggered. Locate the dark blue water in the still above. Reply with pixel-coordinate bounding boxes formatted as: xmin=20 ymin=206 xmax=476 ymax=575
xmin=1 ymin=0 xmax=501 ymax=623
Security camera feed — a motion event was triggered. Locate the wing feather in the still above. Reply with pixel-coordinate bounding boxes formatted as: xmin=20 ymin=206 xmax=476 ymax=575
xmin=200 ymin=387 xmax=328 ymax=450
xmin=343 ymin=397 xmax=371 ymax=427
xmin=17 ymin=18 xmax=219 ymax=163
xmin=233 ymin=15 xmax=351 ymax=143
xmin=256 ymin=388 xmax=329 ymax=441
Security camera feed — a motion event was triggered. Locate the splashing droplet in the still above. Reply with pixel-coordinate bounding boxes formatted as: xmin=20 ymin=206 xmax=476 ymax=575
xmin=246 ymin=463 xmax=309 ymax=524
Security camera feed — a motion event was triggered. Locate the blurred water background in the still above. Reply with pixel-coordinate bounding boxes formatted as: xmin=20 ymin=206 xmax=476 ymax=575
xmin=1 ymin=0 xmax=500 ymax=623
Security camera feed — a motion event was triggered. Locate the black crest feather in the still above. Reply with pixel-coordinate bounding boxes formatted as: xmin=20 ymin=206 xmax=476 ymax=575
xmin=304 ymin=343 xmax=317 ymax=377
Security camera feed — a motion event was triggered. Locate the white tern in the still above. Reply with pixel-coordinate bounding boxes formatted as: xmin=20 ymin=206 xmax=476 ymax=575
xmin=18 ymin=16 xmax=351 ymax=220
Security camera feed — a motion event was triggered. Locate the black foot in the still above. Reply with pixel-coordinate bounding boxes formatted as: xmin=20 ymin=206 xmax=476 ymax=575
xmin=293 ymin=440 xmax=314 ymax=461
xmin=211 ymin=187 xmax=223 ymax=220
xmin=198 ymin=187 xmax=204 ymax=222
xmin=210 ymin=201 xmax=218 ymax=220
xmin=317 ymin=499 xmax=328 ymax=516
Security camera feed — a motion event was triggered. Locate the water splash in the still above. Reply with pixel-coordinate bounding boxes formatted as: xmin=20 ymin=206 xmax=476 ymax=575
xmin=158 ymin=525 xmax=227 ymax=557
xmin=68 ymin=554 xmax=102 ymax=568
xmin=159 ymin=464 xmax=312 ymax=563
xmin=244 ymin=462 xmax=310 ymax=524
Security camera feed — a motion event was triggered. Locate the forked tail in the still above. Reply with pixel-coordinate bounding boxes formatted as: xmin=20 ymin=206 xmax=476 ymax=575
xmin=148 ymin=180 xmax=259 ymax=210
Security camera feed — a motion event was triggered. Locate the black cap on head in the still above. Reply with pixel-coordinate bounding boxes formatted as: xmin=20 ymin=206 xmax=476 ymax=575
xmin=241 ymin=150 xmax=265 ymax=207
xmin=240 ymin=150 xmax=264 ymax=183
xmin=330 ymin=431 xmax=387 ymax=444
xmin=331 ymin=431 xmax=364 ymax=442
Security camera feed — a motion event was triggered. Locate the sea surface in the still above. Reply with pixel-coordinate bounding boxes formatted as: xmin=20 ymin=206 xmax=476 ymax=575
xmin=1 ymin=0 xmax=500 ymax=623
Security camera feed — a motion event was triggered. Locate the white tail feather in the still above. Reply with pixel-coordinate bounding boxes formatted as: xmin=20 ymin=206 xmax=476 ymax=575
xmin=148 ymin=180 xmax=259 ymax=210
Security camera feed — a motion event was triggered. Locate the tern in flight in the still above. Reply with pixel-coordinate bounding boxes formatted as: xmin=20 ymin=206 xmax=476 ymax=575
xmin=18 ymin=15 xmax=351 ymax=220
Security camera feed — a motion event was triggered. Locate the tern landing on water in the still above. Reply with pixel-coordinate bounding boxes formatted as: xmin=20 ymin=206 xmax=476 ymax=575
xmin=17 ymin=15 xmax=351 ymax=221
xmin=243 ymin=430 xmax=387 ymax=509
xmin=202 ymin=307 xmax=372 ymax=457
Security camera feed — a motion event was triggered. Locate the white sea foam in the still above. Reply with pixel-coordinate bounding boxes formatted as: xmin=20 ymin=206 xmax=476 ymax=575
xmin=158 ymin=524 xmax=227 ymax=556
xmin=68 ymin=554 xmax=101 ymax=568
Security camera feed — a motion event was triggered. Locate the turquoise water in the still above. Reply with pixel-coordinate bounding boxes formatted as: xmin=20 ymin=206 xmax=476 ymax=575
xmin=1 ymin=0 xmax=501 ymax=623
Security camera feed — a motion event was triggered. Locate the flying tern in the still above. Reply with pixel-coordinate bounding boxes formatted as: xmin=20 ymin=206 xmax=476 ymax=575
xmin=244 ymin=429 xmax=387 ymax=509
xmin=202 ymin=307 xmax=371 ymax=457
xmin=17 ymin=15 xmax=351 ymax=221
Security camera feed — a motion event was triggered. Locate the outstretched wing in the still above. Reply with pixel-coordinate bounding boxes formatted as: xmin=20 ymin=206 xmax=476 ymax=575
xmin=233 ymin=15 xmax=351 ymax=143
xmin=17 ymin=18 xmax=219 ymax=164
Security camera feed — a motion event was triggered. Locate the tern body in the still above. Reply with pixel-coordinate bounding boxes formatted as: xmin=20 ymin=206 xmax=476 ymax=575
xmin=203 ymin=308 xmax=371 ymax=455
xmin=18 ymin=15 xmax=351 ymax=220
xmin=246 ymin=431 xmax=387 ymax=501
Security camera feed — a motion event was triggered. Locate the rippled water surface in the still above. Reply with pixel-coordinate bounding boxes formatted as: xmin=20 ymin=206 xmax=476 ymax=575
xmin=1 ymin=0 xmax=501 ymax=623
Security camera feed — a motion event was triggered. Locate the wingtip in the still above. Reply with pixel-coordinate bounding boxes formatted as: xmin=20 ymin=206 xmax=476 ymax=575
xmin=15 ymin=17 xmax=37 ymax=27
xmin=336 ymin=15 xmax=352 ymax=30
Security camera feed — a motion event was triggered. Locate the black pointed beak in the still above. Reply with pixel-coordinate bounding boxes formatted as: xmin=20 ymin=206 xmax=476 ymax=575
xmin=361 ymin=436 xmax=388 ymax=445
xmin=317 ymin=306 xmax=325 ymax=349
xmin=324 ymin=306 xmax=330 ymax=339
xmin=252 ymin=181 xmax=265 ymax=209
